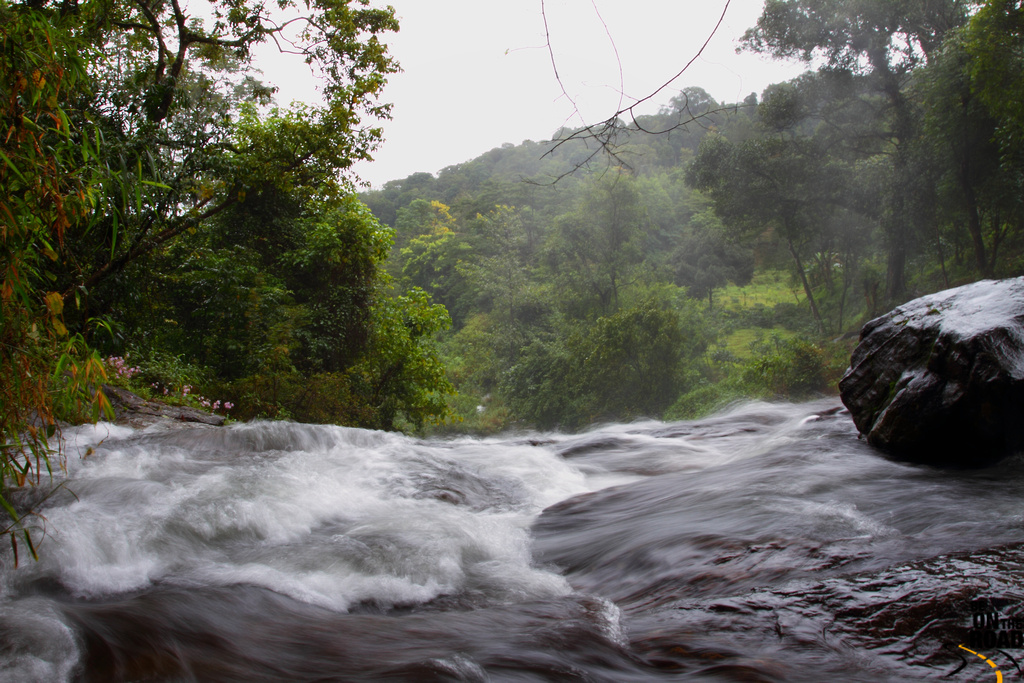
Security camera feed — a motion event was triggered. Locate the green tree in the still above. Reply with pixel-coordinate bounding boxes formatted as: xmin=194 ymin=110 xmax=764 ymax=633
xmin=460 ymin=206 xmax=542 ymax=359
xmin=197 ymin=192 xmax=456 ymax=430
xmin=392 ymin=199 xmax=457 ymax=253
xmin=743 ymin=0 xmax=969 ymax=301
xmin=46 ymin=0 xmax=399 ymax=330
xmin=670 ymin=206 xmax=754 ymax=309
xmin=687 ymin=133 xmax=836 ymax=332
xmin=502 ymin=299 xmax=708 ymax=430
xmin=964 ymin=0 xmax=1024 ymax=165
xmin=952 ymin=0 xmax=1024 ymax=276
xmin=349 ymin=288 xmax=455 ymax=431
xmin=576 ymin=301 xmax=703 ymax=421
xmin=918 ymin=29 xmax=1008 ymax=279
xmin=544 ymin=172 xmax=647 ymax=318
xmin=282 ymin=195 xmax=393 ymax=374
xmin=394 ymin=200 xmax=475 ymax=324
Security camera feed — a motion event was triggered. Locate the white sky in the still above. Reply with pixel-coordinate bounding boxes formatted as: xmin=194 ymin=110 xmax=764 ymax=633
xmin=261 ymin=0 xmax=809 ymax=188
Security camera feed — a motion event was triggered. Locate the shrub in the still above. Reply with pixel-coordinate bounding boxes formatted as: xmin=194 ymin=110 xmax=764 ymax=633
xmin=741 ymin=335 xmax=846 ymax=398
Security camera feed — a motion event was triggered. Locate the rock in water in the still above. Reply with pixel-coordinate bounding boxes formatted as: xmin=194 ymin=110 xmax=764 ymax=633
xmin=101 ymin=384 xmax=226 ymax=428
xmin=839 ymin=278 xmax=1024 ymax=467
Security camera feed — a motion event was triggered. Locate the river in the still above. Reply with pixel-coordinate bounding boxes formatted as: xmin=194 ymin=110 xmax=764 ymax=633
xmin=2 ymin=399 xmax=1022 ymax=681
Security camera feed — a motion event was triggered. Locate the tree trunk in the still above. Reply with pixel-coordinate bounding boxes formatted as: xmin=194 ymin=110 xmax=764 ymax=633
xmin=960 ymin=159 xmax=991 ymax=277
xmin=885 ymin=235 xmax=907 ymax=303
xmin=934 ymin=224 xmax=949 ymax=288
xmin=988 ymin=211 xmax=1009 ymax=276
xmin=787 ymin=237 xmax=825 ymax=334
xmin=881 ymin=68 xmax=914 ymax=302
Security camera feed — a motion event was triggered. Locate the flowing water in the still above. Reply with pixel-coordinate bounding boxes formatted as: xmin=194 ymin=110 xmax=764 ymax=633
xmin=2 ymin=399 xmax=1023 ymax=681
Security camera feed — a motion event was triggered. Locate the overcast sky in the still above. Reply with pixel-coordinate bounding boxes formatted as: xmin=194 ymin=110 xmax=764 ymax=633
xmin=262 ymin=0 xmax=809 ymax=188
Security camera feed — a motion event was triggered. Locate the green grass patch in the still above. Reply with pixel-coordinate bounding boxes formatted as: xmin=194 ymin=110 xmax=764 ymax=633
xmin=719 ymin=327 xmax=797 ymax=359
xmin=716 ymin=269 xmax=802 ymax=313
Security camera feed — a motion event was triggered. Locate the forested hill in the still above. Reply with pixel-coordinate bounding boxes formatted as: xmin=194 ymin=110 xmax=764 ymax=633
xmin=362 ymin=87 xmax=723 ymax=228
xmin=359 ymin=89 xmax=828 ymax=433
xmin=361 ymin=0 xmax=1024 ymax=432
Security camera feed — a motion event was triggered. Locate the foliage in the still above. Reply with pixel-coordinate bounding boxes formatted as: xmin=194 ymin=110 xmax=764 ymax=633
xmin=397 ymin=201 xmax=475 ymax=325
xmin=670 ymin=206 xmax=754 ymax=308
xmin=0 ymin=5 xmax=118 ymax=563
xmin=665 ymin=334 xmax=847 ymax=420
xmin=913 ymin=2 xmax=1024 ymax=281
xmin=741 ymin=335 xmax=847 ymax=399
xmin=42 ymin=0 xmax=399 ymax=332
xmin=743 ymin=0 xmax=970 ymax=301
xmin=543 ymin=172 xmax=648 ymax=318
xmin=10 ymin=0 xmax=1024 ymax=464
xmin=350 ymin=0 xmax=1024 ymax=436
xmin=964 ymin=0 xmax=1024 ymax=163
xmin=502 ymin=299 xmax=709 ymax=430
xmin=349 ymin=287 xmax=455 ymax=431
xmin=687 ymin=132 xmax=836 ymax=332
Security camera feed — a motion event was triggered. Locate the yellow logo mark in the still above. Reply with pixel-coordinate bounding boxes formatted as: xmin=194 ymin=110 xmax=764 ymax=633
xmin=959 ymin=644 xmax=1003 ymax=682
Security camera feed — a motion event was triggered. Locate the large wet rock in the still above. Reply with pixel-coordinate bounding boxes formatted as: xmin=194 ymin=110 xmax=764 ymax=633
xmin=101 ymin=384 xmax=226 ymax=429
xmin=839 ymin=278 xmax=1024 ymax=467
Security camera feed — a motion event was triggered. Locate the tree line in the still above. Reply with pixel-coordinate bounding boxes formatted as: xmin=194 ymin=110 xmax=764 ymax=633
xmin=362 ymin=0 xmax=1024 ymax=432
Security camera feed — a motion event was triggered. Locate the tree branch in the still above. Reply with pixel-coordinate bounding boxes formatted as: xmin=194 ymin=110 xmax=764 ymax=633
xmin=536 ymin=0 xmax=735 ymax=181
xmin=128 ymin=0 xmax=169 ymax=82
xmin=77 ymin=193 xmax=239 ymax=294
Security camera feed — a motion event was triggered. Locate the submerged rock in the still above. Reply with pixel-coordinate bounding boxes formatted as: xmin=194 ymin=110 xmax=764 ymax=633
xmin=839 ymin=277 xmax=1024 ymax=467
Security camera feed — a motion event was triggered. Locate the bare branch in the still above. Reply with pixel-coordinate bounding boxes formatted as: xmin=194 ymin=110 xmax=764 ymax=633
xmin=541 ymin=0 xmax=579 ymax=122
xmin=537 ymin=0 xmax=735 ymax=181
xmin=616 ymin=0 xmax=733 ymax=126
xmin=588 ymin=0 xmax=626 ymax=124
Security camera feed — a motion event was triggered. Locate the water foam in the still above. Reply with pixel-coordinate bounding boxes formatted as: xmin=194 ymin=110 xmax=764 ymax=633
xmin=7 ymin=422 xmax=588 ymax=612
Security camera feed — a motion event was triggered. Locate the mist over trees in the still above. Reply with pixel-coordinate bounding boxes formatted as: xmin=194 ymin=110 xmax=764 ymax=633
xmin=363 ymin=0 xmax=1024 ymax=432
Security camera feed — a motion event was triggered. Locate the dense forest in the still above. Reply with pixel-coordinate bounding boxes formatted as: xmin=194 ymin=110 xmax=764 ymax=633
xmin=4 ymin=0 xmax=1024 ymax=550
xmin=363 ymin=0 xmax=1024 ymax=432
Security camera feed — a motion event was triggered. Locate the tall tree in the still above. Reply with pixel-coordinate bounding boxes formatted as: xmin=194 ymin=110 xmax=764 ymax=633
xmin=670 ymin=206 xmax=754 ymax=309
xmin=687 ymin=132 xmax=848 ymax=334
xmin=742 ymin=0 xmax=969 ymax=301
xmin=964 ymin=0 xmax=1024 ymax=165
xmin=544 ymin=171 xmax=647 ymax=318
xmin=918 ymin=29 xmax=1006 ymax=278
xmin=958 ymin=0 xmax=1024 ymax=274
xmin=46 ymin=0 xmax=399 ymax=324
